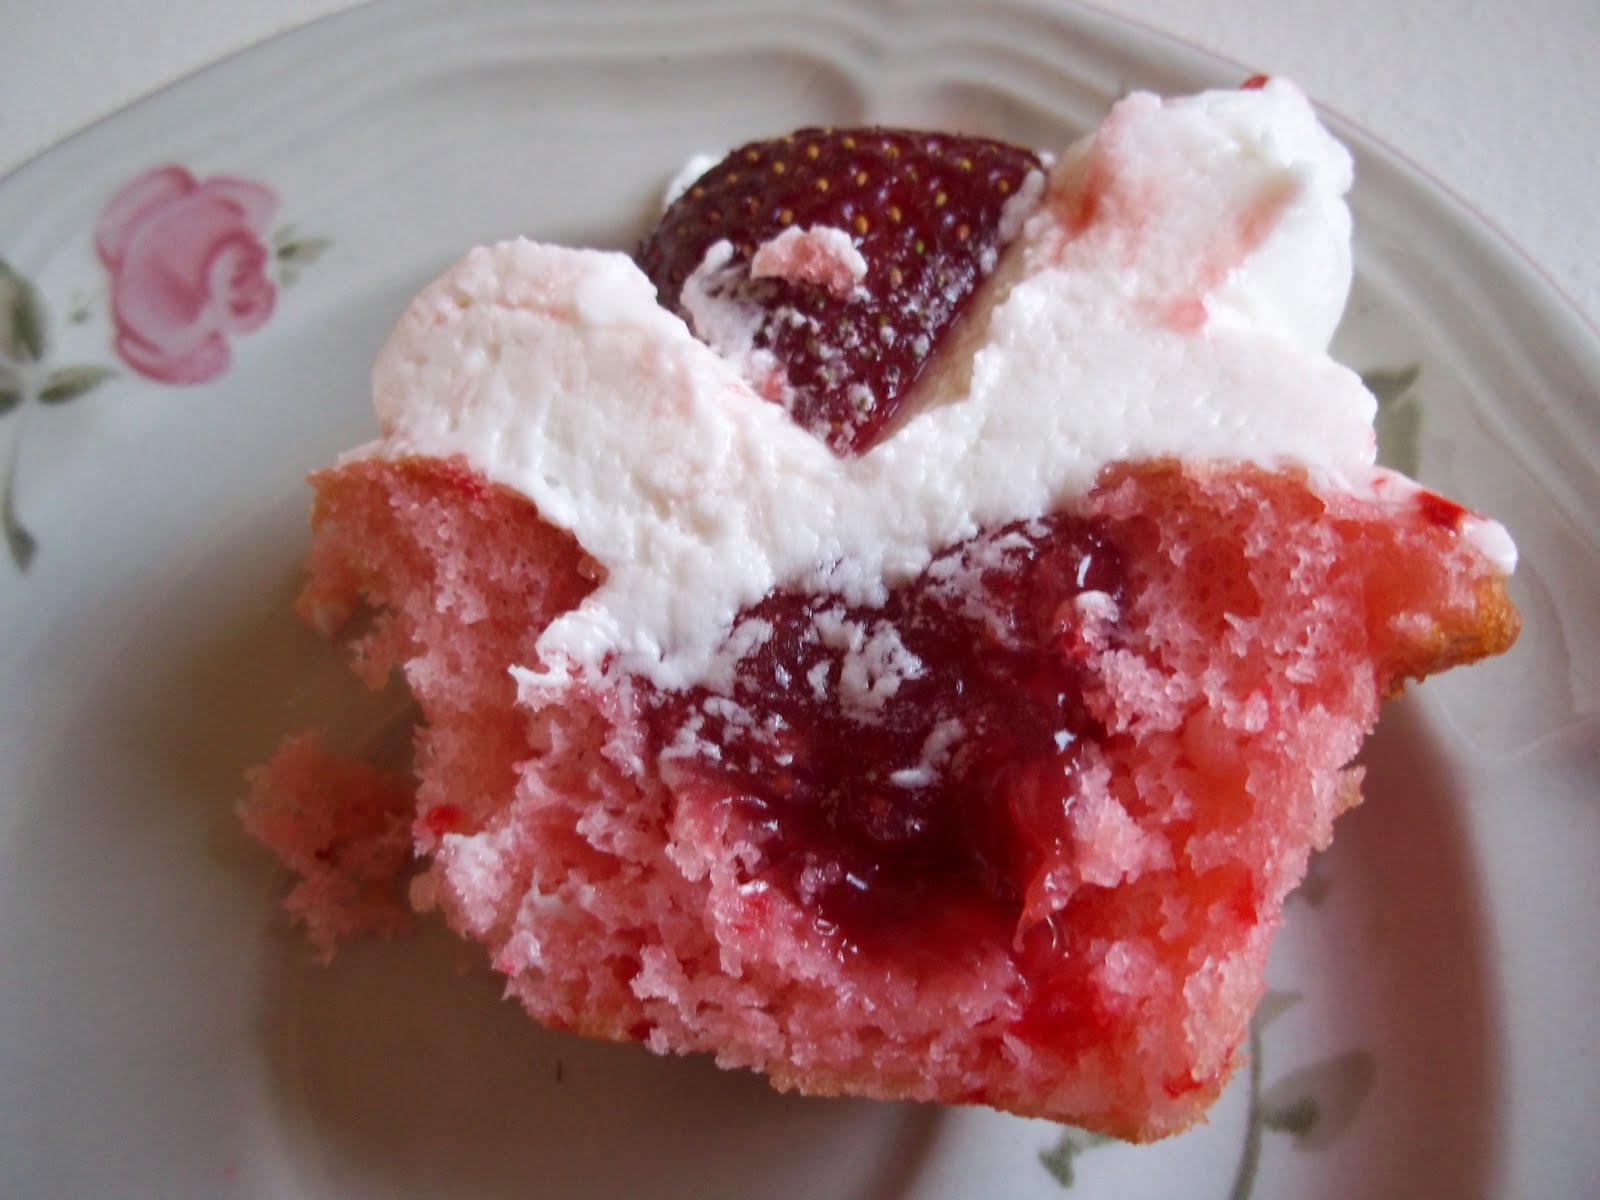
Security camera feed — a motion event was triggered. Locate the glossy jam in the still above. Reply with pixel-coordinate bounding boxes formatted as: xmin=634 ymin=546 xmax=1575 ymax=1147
xmin=645 ymin=515 xmax=1126 ymax=947
xmin=1416 ymin=488 xmax=1469 ymax=532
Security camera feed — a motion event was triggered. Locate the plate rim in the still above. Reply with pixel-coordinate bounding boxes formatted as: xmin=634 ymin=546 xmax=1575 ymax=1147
xmin=0 ymin=3 xmax=1594 ymax=1197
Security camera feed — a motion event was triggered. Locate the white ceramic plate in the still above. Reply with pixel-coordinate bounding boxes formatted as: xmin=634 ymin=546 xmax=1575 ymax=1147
xmin=2 ymin=2 xmax=1596 ymax=1197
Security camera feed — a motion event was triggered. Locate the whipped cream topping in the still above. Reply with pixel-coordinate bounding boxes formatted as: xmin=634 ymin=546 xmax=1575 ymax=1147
xmin=364 ymin=79 xmax=1514 ymax=689
xmin=748 ymin=225 xmax=868 ymax=296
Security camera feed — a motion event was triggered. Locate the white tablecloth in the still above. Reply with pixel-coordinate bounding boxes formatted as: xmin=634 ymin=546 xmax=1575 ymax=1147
xmin=5 ymin=0 xmax=1597 ymax=326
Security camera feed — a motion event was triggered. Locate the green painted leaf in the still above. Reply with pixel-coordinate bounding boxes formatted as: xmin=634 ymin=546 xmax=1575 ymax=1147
xmin=1039 ymin=1127 xmax=1114 ymax=1188
xmin=1289 ymin=855 xmax=1332 ymax=907
xmin=1262 ymin=1093 xmax=1319 ymax=1136
xmin=4 ymin=518 xmax=35 ymax=570
xmin=1363 ymin=363 xmax=1424 ymax=475
xmin=0 ymin=364 xmax=21 ymax=415
xmin=2 ymin=474 xmax=35 ymax=570
xmin=1259 ymin=1050 xmax=1377 ymax=1150
xmin=1375 ymin=395 xmax=1422 ymax=475
xmin=39 ymin=364 xmax=115 ymax=405
xmin=1253 ymin=989 xmax=1302 ymax=1033
xmin=277 ymin=234 xmax=331 ymax=265
xmin=1362 ymin=364 xmax=1421 ymax=407
xmin=0 ymin=257 xmax=50 ymax=364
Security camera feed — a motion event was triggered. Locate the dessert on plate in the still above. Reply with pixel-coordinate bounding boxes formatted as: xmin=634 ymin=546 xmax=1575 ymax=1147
xmin=243 ymin=78 xmax=1517 ymax=1140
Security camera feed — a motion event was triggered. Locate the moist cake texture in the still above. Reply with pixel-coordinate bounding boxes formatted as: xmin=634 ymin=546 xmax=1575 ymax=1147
xmin=243 ymin=79 xmax=1517 ymax=1139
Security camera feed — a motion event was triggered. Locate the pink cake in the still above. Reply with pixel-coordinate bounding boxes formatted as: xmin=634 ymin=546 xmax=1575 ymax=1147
xmin=243 ymin=80 xmax=1517 ymax=1140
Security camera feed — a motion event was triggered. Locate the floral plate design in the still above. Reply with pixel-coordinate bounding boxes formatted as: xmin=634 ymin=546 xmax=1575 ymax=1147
xmin=0 ymin=166 xmax=327 ymax=567
xmin=0 ymin=2 xmax=1596 ymax=1198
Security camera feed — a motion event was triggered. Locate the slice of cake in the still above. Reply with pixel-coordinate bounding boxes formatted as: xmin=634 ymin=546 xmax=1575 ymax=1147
xmin=243 ymin=78 xmax=1517 ymax=1140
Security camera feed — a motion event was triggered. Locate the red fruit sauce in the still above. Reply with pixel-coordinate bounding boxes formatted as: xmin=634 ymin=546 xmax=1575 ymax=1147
xmin=644 ymin=515 xmax=1127 ymax=949
xmin=1416 ymin=489 xmax=1468 ymax=532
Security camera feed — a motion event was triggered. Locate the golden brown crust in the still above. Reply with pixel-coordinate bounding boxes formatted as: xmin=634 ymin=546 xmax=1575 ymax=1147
xmin=1378 ymin=568 xmax=1519 ymax=698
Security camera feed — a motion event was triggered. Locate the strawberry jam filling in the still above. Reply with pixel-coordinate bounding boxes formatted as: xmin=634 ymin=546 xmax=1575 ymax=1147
xmin=643 ymin=514 xmax=1126 ymax=951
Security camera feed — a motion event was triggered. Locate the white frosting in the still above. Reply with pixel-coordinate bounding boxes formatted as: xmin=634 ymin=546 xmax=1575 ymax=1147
xmin=682 ymin=227 xmax=871 ymax=435
xmin=1462 ymin=515 xmax=1517 ymax=574
xmin=363 ymin=79 xmax=1514 ymax=689
xmin=749 ymin=225 xmax=868 ymax=295
xmin=676 ymin=239 xmax=785 ymax=400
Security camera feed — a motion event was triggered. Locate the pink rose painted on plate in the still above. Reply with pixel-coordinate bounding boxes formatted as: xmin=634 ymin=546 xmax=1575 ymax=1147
xmin=94 ymin=165 xmax=280 ymax=384
xmin=3 ymin=163 xmax=326 ymax=570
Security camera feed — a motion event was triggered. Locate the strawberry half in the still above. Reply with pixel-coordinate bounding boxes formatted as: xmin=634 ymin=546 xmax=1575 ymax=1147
xmin=637 ymin=128 xmax=1043 ymax=455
